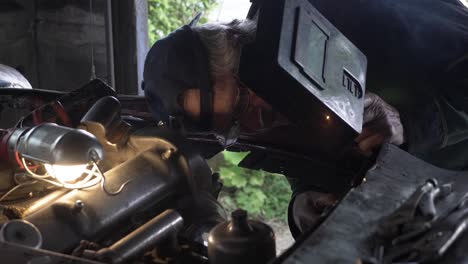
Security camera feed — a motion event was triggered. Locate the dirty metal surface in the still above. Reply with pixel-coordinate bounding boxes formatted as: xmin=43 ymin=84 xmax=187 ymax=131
xmin=280 ymin=144 xmax=468 ymax=263
xmin=0 ymin=241 xmax=103 ymax=264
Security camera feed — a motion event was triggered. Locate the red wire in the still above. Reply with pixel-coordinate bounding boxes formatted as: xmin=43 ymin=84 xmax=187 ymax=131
xmin=15 ymin=151 xmax=24 ymax=169
xmin=32 ymin=109 xmax=43 ymax=125
xmin=52 ymin=101 xmax=72 ymax=127
xmin=15 ymin=152 xmax=39 ymax=171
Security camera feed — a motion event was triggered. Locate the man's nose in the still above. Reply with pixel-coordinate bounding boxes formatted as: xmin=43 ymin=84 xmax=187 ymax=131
xmin=178 ymin=89 xmax=201 ymax=118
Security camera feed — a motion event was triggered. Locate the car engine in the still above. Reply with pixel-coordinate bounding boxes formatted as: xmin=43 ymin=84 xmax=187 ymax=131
xmin=0 ymin=83 xmax=276 ymax=264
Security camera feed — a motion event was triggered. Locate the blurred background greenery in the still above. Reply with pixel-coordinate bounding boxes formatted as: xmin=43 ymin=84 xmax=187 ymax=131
xmin=212 ymin=151 xmax=292 ymax=223
xmin=148 ymin=0 xmax=218 ymax=44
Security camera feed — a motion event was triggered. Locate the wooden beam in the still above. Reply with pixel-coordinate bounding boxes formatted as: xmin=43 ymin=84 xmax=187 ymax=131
xmin=111 ymin=0 xmax=149 ymax=95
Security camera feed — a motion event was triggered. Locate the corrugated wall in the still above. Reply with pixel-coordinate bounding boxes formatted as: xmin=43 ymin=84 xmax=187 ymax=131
xmin=0 ymin=0 xmax=148 ymax=95
xmin=0 ymin=0 xmax=111 ymax=91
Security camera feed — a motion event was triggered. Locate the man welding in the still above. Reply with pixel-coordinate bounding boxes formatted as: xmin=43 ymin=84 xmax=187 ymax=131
xmin=143 ymin=0 xmax=468 ymax=237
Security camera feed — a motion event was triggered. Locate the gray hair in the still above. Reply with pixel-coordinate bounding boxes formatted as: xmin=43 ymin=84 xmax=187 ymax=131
xmin=193 ymin=19 xmax=256 ymax=79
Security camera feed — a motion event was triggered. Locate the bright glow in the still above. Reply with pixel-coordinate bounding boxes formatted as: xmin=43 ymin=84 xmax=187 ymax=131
xmin=209 ymin=0 xmax=251 ymax=22
xmin=22 ymin=158 xmax=112 ymax=191
xmin=325 ymin=115 xmax=331 ymax=121
xmin=461 ymin=0 xmax=468 ymax=9
xmin=45 ymin=164 xmax=87 ymax=183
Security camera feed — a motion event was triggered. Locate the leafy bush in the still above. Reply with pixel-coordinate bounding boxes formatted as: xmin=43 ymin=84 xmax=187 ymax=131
xmin=216 ymin=151 xmax=292 ymax=223
xmin=148 ymin=0 xmax=218 ymax=44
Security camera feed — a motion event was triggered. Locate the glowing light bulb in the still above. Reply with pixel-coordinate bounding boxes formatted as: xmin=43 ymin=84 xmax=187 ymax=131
xmin=44 ymin=164 xmax=88 ymax=183
xmin=325 ymin=115 xmax=331 ymax=121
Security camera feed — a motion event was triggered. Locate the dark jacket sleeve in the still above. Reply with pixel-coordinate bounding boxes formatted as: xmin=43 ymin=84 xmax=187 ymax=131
xmin=310 ymin=0 xmax=468 ymax=170
xmin=403 ymin=84 xmax=468 ymax=170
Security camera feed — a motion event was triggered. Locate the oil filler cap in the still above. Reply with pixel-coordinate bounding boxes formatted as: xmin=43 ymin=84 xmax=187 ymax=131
xmin=0 ymin=219 xmax=43 ymax=248
xmin=208 ymin=209 xmax=276 ymax=264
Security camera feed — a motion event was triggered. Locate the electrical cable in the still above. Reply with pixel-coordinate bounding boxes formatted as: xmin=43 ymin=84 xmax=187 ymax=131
xmin=0 ymin=160 xmax=129 ymax=206
xmin=14 ymin=116 xmax=25 ymax=128
xmin=21 ymin=157 xmax=100 ymax=189
xmin=20 ymin=155 xmax=130 ymax=195
xmin=0 ymin=180 xmax=38 ymax=203
xmin=92 ymin=160 xmax=131 ymax=196
xmin=52 ymin=101 xmax=72 ymax=127
xmin=52 ymin=164 xmax=97 ymax=188
xmin=22 ymin=158 xmax=49 ymax=178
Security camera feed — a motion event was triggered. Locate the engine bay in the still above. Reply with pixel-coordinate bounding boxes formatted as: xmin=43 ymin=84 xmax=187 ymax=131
xmin=0 ymin=80 xmax=281 ymax=264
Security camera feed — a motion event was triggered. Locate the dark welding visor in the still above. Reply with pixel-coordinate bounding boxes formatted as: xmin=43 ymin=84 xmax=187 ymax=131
xmin=239 ymin=0 xmax=367 ymax=154
xmin=143 ymin=14 xmax=213 ymax=130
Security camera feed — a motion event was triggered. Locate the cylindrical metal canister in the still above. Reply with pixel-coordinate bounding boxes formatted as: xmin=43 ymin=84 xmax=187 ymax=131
xmin=208 ymin=209 xmax=276 ymax=264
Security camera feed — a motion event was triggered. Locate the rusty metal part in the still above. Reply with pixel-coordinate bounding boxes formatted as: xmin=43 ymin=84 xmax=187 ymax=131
xmin=208 ymin=209 xmax=276 ymax=264
xmin=84 ymin=209 xmax=184 ymax=264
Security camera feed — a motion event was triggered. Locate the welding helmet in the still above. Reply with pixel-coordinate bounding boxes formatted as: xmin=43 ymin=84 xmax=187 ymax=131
xmin=143 ymin=14 xmax=213 ymax=131
xmin=0 ymin=64 xmax=32 ymax=89
xmin=238 ymin=0 xmax=367 ymax=155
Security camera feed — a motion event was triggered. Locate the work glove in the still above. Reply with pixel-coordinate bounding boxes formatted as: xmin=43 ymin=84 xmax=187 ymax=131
xmin=292 ymin=191 xmax=339 ymax=233
xmin=356 ymin=93 xmax=404 ymax=154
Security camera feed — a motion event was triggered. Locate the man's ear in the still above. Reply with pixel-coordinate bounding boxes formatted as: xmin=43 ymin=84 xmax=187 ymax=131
xmin=228 ymin=29 xmax=256 ymax=46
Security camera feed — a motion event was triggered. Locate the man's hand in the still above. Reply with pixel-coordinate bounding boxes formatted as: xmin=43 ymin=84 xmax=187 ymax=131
xmin=293 ymin=191 xmax=339 ymax=233
xmin=356 ymin=93 xmax=404 ymax=154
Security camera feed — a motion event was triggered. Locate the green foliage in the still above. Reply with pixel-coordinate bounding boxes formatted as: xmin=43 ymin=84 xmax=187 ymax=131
xmin=148 ymin=0 xmax=218 ymax=44
xmin=217 ymin=151 xmax=292 ymax=222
